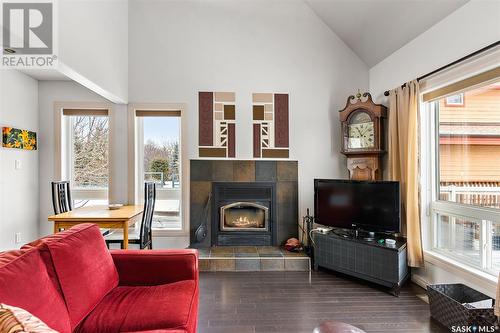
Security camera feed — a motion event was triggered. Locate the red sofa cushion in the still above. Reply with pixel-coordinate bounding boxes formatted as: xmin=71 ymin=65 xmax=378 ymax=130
xmin=111 ymin=249 xmax=199 ymax=286
xmin=27 ymin=224 xmax=119 ymax=330
xmin=0 ymin=248 xmax=72 ymax=333
xmin=75 ymin=280 xmax=198 ymax=333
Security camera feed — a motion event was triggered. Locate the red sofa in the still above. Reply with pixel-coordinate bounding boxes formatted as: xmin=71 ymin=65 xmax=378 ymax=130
xmin=0 ymin=224 xmax=199 ymax=333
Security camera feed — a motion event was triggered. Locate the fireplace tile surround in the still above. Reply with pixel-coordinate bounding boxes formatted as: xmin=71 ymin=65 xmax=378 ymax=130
xmin=190 ymin=160 xmax=298 ymax=248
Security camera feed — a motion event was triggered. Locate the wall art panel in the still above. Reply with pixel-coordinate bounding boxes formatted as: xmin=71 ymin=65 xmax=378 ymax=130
xmin=199 ymin=91 xmax=236 ymax=158
xmin=252 ymin=93 xmax=289 ymax=158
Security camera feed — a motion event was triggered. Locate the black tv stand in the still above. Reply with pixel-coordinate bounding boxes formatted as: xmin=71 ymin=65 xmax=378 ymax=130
xmin=313 ymin=229 xmax=409 ymax=296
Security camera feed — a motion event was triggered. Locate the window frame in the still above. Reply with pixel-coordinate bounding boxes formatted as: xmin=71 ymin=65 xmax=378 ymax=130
xmin=127 ymin=103 xmax=189 ymax=237
xmin=54 ymin=102 xmax=114 ymax=203
xmin=416 ymin=47 xmax=500 ymax=293
xmin=421 ymin=82 xmax=500 ymax=277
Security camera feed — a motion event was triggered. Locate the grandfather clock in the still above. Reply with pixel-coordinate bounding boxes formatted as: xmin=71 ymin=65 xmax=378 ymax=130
xmin=339 ymin=92 xmax=387 ymax=181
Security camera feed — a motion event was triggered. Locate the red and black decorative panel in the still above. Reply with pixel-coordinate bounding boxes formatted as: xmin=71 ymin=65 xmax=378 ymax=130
xmin=252 ymin=93 xmax=289 ymax=158
xmin=198 ymin=92 xmax=236 ymax=158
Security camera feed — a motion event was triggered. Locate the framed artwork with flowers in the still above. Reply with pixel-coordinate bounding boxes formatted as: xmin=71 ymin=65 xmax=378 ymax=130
xmin=2 ymin=127 xmax=37 ymax=150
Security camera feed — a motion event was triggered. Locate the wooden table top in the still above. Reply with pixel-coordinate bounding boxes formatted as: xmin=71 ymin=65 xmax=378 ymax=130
xmin=48 ymin=205 xmax=143 ymax=222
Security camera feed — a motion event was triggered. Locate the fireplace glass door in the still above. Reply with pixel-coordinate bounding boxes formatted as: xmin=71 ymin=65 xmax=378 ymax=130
xmin=220 ymin=202 xmax=269 ymax=231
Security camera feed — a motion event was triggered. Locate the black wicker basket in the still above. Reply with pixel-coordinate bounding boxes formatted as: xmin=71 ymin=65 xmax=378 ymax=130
xmin=427 ymin=284 xmax=496 ymax=330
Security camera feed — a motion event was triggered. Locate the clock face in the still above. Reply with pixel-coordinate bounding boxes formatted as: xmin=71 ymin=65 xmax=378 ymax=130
xmin=347 ymin=112 xmax=375 ymax=149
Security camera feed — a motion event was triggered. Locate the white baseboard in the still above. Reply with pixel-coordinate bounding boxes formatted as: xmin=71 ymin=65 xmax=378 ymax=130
xmin=411 ymin=272 xmax=430 ymax=290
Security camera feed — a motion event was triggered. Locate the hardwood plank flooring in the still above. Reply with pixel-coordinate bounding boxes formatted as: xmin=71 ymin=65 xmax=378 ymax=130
xmin=198 ymin=269 xmax=448 ymax=333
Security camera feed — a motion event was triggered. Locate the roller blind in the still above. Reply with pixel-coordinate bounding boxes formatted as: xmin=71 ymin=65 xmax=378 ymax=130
xmin=62 ymin=109 xmax=108 ymax=116
xmin=135 ymin=110 xmax=181 ymax=117
xmin=422 ymin=66 xmax=500 ymax=102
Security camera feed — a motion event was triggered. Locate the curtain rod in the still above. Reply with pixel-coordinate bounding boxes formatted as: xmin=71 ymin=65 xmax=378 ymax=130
xmin=383 ymin=40 xmax=500 ymax=97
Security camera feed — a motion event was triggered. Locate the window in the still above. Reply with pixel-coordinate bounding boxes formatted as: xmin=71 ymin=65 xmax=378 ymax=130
xmin=445 ymin=93 xmax=465 ymax=107
xmin=425 ymin=79 xmax=500 ymax=275
xmin=62 ymin=109 xmax=109 ymax=206
xmin=134 ymin=110 xmax=182 ymax=231
xmin=437 ymin=82 xmax=500 ymax=208
xmin=435 ymin=214 xmax=482 ymax=268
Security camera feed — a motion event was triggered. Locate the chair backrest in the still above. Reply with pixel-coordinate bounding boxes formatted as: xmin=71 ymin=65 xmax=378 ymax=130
xmin=140 ymin=182 xmax=156 ymax=249
xmin=51 ymin=181 xmax=73 ymax=214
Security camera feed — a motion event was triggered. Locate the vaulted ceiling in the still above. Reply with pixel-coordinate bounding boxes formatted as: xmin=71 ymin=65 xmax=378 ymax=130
xmin=305 ymin=0 xmax=469 ymax=67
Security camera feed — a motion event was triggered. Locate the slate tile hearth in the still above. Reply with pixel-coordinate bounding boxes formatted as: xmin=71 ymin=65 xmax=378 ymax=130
xmin=235 ymin=258 xmax=261 ymax=271
xmin=198 ymin=246 xmax=306 ymax=258
xmin=235 ymin=246 xmax=258 ymax=253
xmin=261 ymin=257 xmax=285 ymax=271
xmin=198 ymin=246 xmax=310 ymax=272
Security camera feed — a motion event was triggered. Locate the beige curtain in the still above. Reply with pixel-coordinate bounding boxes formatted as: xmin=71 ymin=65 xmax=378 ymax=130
xmin=388 ymin=80 xmax=424 ymax=267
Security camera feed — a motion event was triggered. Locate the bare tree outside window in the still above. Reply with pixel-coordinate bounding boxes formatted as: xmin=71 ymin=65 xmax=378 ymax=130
xmin=72 ymin=116 xmax=109 ymax=189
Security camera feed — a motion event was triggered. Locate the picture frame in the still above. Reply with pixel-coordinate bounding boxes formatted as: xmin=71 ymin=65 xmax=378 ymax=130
xmin=2 ymin=127 xmax=37 ymax=150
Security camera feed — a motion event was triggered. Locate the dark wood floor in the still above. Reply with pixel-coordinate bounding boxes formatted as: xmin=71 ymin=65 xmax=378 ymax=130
xmin=198 ymin=269 xmax=449 ymax=333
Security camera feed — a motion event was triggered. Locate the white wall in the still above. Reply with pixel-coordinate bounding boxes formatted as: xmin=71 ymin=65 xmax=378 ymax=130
xmin=129 ymin=0 xmax=369 ymax=221
xmin=0 ymin=70 xmax=39 ymax=250
xmin=369 ymin=0 xmax=500 ymax=103
xmin=57 ymin=0 xmax=128 ymax=103
xmin=37 ymin=81 xmax=129 ymax=237
xmin=368 ymin=0 xmax=500 ymax=297
xmin=108 ymin=104 xmax=129 ymax=206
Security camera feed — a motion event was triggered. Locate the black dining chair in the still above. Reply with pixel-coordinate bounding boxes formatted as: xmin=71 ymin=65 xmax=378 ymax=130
xmin=105 ymin=182 xmax=156 ymax=250
xmin=51 ymin=181 xmax=73 ymax=214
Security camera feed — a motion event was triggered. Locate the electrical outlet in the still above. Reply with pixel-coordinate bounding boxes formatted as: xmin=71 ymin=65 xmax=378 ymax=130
xmin=15 ymin=159 xmax=21 ymax=170
xmin=15 ymin=232 xmax=21 ymax=244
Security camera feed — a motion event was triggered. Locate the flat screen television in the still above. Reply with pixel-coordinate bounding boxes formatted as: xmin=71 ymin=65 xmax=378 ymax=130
xmin=314 ymin=179 xmax=400 ymax=233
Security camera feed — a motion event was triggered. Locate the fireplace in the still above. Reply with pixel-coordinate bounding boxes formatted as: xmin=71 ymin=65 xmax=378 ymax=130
xmin=212 ymin=182 xmax=276 ymax=246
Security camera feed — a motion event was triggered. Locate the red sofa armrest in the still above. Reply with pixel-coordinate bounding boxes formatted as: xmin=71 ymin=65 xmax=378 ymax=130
xmin=110 ymin=249 xmax=198 ymax=286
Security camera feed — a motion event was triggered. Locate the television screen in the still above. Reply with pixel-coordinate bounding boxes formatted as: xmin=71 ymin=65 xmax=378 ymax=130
xmin=314 ymin=179 xmax=400 ymax=233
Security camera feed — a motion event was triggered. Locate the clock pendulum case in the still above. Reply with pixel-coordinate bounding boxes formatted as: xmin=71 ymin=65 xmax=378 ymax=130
xmin=339 ymin=92 xmax=387 ymax=181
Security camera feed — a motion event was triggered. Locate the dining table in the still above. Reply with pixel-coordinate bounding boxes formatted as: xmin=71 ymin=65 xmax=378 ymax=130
xmin=48 ymin=205 xmax=144 ymax=249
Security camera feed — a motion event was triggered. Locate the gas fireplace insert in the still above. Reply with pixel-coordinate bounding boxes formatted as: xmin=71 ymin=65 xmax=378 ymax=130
xmin=212 ymin=182 xmax=277 ymax=246
xmin=220 ymin=201 xmax=269 ymax=231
